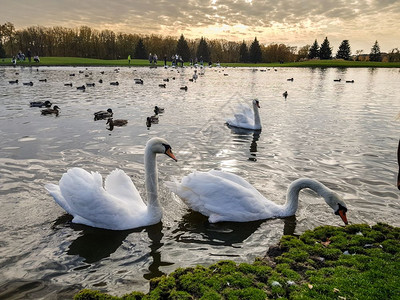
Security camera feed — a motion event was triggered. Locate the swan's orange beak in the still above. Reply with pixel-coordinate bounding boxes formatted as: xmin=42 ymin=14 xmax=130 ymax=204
xmin=338 ymin=209 xmax=348 ymax=225
xmin=166 ymin=148 xmax=177 ymax=162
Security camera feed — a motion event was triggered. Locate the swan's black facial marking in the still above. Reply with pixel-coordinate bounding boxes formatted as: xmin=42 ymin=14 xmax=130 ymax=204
xmin=162 ymin=143 xmax=171 ymax=153
xmin=334 ymin=203 xmax=347 ymax=215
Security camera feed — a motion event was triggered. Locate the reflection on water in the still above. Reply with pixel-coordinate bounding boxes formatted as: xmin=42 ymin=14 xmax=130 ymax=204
xmin=0 ymin=66 xmax=399 ymax=298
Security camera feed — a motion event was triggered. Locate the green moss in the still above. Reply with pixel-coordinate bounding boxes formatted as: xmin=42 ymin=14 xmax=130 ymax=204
xmin=75 ymin=223 xmax=400 ymax=300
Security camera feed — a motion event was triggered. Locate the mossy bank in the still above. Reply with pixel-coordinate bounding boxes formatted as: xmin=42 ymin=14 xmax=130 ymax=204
xmin=75 ymin=223 xmax=399 ymax=299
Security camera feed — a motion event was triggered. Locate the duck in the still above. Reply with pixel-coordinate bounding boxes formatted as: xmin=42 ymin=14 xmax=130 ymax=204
xmin=30 ymin=100 xmax=52 ymax=108
xmin=180 ymin=86 xmax=188 ymax=91
xmin=110 ymin=81 xmax=119 ymax=86
xmin=134 ymin=78 xmax=144 ymax=84
xmin=154 ymin=106 xmax=165 ymax=115
xmin=98 ymin=79 xmax=103 ymax=84
xmin=287 ymin=78 xmax=294 ymax=81
xmin=39 ymin=79 xmax=47 ymax=82
xmin=193 ymin=70 xmax=198 ymax=81
xmin=283 ymin=91 xmax=288 ymax=99
xmin=226 ymin=99 xmax=261 ymax=130
xmin=159 ymin=83 xmax=166 ymax=88
xmin=149 ymin=115 xmax=159 ymax=124
xmin=346 ymin=80 xmax=354 ymax=83
xmin=333 ymin=79 xmax=341 ymax=82
xmin=64 ymin=83 xmax=73 ymax=87
xmin=163 ymin=78 xmax=169 ymax=82
xmin=146 ymin=117 xmax=152 ymax=128
xmin=9 ymin=80 xmax=18 ymax=84
xmin=45 ymin=137 xmax=177 ymax=230
xmin=94 ymin=108 xmax=113 ymax=120
xmin=86 ymin=83 xmax=95 ymax=87
xmin=106 ymin=117 xmax=128 ymax=128
xmin=166 ymin=172 xmax=348 ymax=225
xmin=76 ymin=85 xmax=86 ymax=90
xmin=23 ymin=82 xmax=34 ymax=86
xmin=41 ymin=105 xmax=60 ymax=116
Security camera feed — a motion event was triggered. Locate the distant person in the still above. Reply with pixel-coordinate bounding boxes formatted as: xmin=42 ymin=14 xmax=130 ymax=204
xmin=149 ymin=53 xmax=153 ymax=65
xmin=164 ymin=55 xmax=167 ymax=67
xmin=12 ymin=56 xmax=16 ymax=66
xmin=27 ymin=48 xmax=32 ymax=63
xmin=153 ymin=54 xmax=158 ymax=65
xmin=128 ymin=54 xmax=131 ymax=64
xmin=34 ymin=55 xmax=40 ymax=63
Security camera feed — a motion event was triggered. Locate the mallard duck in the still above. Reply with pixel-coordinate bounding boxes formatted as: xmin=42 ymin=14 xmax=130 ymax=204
xmin=135 ymin=78 xmax=144 ymax=84
xmin=39 ymin=79 xmax=47 ymax=82
xmin=180 ymin=86 xmax=188 ymax=91
xmin=86 ymin=83 xmax=95 ymax=87
xmin=154 ymin=106 xmax=165 ymax=115
xmin=334 ymin=79 xmax=341 ymax=82
xmin=41 ymin=105 xmax=60 ymax=116
xmin=94 ymin=108 xmax=113 ymax=120
xmin=23 ymin=82 xmax=34 ymax=86
xmin=159 ymin=84 xmax=166 ymax=88
xmin=76 ymin=85 xmax=86 ymax=90
xmin=64 ymin=83 xmax=72 ymax=87
xmin=149 ymin=115 xmax=159 ymax=124
xmin=9 ymin=80 xmax=18 ymax=84
xmin=287 ymin=78 xmax=294 ymax=81
xmin=106 ymin=118 xmax=128 ymax=130
xmin=30 ymin=100 xmax=52 ymax=108
xmin=110 ymin=81 xmax=119 ymax=86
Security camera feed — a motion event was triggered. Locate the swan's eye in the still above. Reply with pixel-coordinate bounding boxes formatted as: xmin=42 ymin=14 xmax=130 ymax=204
xmin=162 ymin=143 xmax=171 ymax=152
xmin=335 ymin=203 xmax=347 ymax=215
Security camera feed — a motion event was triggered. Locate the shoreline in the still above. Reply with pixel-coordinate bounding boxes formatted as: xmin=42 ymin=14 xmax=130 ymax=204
xmin=1 ymin=57 xmax=400 ymax=68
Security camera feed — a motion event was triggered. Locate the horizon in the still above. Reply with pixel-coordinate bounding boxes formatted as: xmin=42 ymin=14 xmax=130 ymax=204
xmin=1 ymin=0 xmax=399 ymax=53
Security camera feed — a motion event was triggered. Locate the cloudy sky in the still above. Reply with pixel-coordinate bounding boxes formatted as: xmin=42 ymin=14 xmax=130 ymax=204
xmin=1 ymin=0 xmax=399 ymax=52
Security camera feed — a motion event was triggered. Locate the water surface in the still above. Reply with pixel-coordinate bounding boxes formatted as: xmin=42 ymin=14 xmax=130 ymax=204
xmin=0 ymin=65 xmax=399 ymax=298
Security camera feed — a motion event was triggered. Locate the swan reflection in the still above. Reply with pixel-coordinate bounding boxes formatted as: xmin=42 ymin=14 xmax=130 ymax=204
xmin=227 ymin=125 xmax=261 ymax=161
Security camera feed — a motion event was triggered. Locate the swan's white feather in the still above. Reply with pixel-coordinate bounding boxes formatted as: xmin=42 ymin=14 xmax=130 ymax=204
xmin=166 ymin=170 xmax=282 ymax=222
xmin=226 ymin=101 xmax=261 ymax=130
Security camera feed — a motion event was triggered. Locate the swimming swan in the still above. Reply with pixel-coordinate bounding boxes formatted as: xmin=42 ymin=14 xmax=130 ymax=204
xmin=226 ymin=99 xmax=261 ymax=130
xmin=166 ymin=171 xmax=348 ymax=224
xmin=45 ymin=137 xmax=177 ymax=230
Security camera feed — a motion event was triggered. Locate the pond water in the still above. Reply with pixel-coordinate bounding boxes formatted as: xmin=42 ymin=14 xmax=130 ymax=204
xmin=0 ymin=65 xmax=399 ymax=298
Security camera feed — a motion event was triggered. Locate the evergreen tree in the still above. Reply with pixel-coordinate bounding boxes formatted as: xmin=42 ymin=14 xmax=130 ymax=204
xmin=239 ymin=41 xmax=249 ymax=62
xmin=336 ymin=40 xmax=351 ymax=60
xmin=0 ymin=42 xmax=5 ymax=59
xmin=133 ymin=38 xmax=147 ymax=59
xmin=308 ymin=40 xmax=319 ymax=59
xmin=176 ymin=34 xmax=191 ymax=61
xmin=249 ymin=37 xmax=262 ymax=63
xmin=319 ymin=37 xmax=332 ymax=59
xmin=196 ymin=37 xmax=210 ymax=62
xmin=369 ymin=40 xmax=382 ymax=62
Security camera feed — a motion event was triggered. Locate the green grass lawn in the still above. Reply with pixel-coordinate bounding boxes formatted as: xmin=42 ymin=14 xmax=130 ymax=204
xmin=1 ymin=57 xmax=400 ymax=68
xmin=74 ymin=223 xmax=400 ymax=300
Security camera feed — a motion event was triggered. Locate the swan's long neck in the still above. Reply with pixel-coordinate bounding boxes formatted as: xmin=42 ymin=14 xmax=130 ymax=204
xmin=253 ymin=102 xmax=261 ymax=129
xmin=282 ymin=178 xmax=332 ymax=216
xmin=144 ymin=147 xmax=161 ymax=215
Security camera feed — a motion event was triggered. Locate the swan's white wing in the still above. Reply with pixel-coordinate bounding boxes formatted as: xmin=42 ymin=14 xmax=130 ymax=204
xmin=166 ymin=170 xmax=275 ymax=222
xmin=104 ymin=169 xmax=143 ymax=205
xmin=226 ymin=104 xmax=255 ymax=129
xmin=47 ymin=167 xmax=148 ymax=229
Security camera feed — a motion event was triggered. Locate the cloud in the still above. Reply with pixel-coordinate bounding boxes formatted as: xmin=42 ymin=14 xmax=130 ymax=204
xmin=1 ymin=0 xmax=399 ymax=51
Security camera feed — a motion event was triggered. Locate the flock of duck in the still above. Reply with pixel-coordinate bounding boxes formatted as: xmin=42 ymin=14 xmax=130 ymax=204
xmin=43 ymin=68 xmax=349 ymax=230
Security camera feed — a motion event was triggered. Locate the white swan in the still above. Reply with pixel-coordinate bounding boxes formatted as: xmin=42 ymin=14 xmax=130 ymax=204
xmin=226 ymin=99 xmax=262 ymax=130
xmin=45 ymin=137 xmax=177 ymax=230
xmin=166 ymin=170 xmax=348 ymax=224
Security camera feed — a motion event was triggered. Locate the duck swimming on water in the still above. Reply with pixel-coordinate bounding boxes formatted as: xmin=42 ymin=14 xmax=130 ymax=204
xmin=94 ymin=108 xmax=113 ymax=121
xmin=30 ymin=100 xmax=52 ymax=108
xmin=41 ymin=105 xmax=60 ymax=116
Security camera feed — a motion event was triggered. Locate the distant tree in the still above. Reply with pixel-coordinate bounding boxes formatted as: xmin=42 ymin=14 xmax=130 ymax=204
xmin=308 ymin=40 xmax=319 ymax=59
xmin=319 ymin=37 xmax=332 ymax=59
xmin=0 ymin=42 xmax=5 ymax=58
xmin=176 ymin=34 xmax=191 ymax=61
xmin=297 ymin=45 xmax=310 ymax=60
xmin=388 ymin=48 xmax=400 ymax=62
xmin=336 ymin=40 xmax=351 ymax=60
xmin=249 ymin=37 xmax=262 ymax=63
xmin=239 ymin=41 xmax=248 ymax=62
xmin=369 ymin=40 xmax=382 ymax=62
xmin=134 ymin=38 xmax=147 ymax=59
xmin=196 ymin=37 xmax=210 ymax=62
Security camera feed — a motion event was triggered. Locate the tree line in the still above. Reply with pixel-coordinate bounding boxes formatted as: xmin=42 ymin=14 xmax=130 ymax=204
xmin=1 ymin=22 xmax=399 ymax=63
